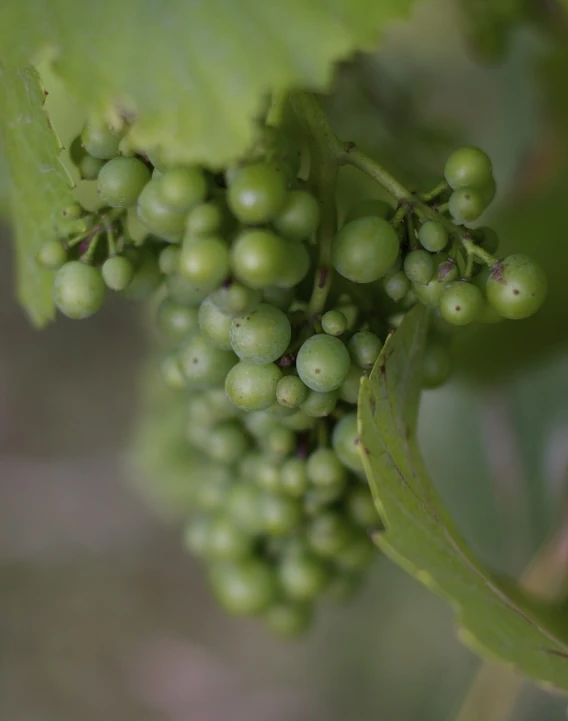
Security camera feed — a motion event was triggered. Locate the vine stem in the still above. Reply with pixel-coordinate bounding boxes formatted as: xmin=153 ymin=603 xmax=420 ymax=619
xmin=420 ymin=179 xmax=449 ymax=202
xmin=338 ymin=144 xmax=413 ymax=203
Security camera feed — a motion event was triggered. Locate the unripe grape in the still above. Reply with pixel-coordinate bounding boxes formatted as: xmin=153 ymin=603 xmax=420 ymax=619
xmin=411 ymin=257 xmax=459 ymax=307
xmin=383 ymin=270 xmax=410 ymax=302
xmin=404 ymin=249 xmax=435 ymax=285
xmin=276 ymin=241 xmax=311 ymax=289
xmin=198 ymin=297 xmax=233 ymax=349
xmin=226 ymin=483 xmax=263 ymax=533
xmin=137 ymin=179 xmax=186 ymax=242
xmin=209 ymin=560 xmax=277 ymax=616
xmin=276 ymin=375 xmax=309 ymax=408
xmin=486 ymin=254 xmax=547 ymax=320
xmin=205 ymin=516 xmax=253 ymax=561
xmin=339 ymin=364 xmax=363 ymax=404
xmin=336 ymin=534 xmax=376 ymax=571
xmin=210 ymin=282 xmax=262 ymax=317
xmin=225 ymin=361 xmax=282 ymax=411
xmin=159 ymin=166 xmax=208 ymax=213
xmin=332 ymin=413 xmax=364 ymax=474
xmin=273 ymin=190 xmax=320 ymax=241
xmin=299 ymin=389 xmax=338 ymax=417
xmin=97 ymin=156 xmax=151 ymax=207
xmin=418 ymin=220 xmax=448 ymax=252
xmin=321 ymin=309 xmax=348 ymax=336
xmin=230 ymin=303 xmax=291 ymax=365
xmin=439 ymin=281 xmax=484 ymax=325
xmin=186 ymin=202 xmax=223 ymax=237
xmin=179 ymin=331 xmax=237 ymax=388
xmin=347 ymin=331 xmax=383 ymax=370
xmin=278 ymin=550 xmax=330 ymax=601
xmin=307 ymin=512 xmax=353 ymax=557
xmin=448 ymin=187 xmax=486 ymax=223
xmin=280 ymin=457 xmax=310 ymax=497
xmin=160 ymin=354 xmax=187 ymax=389
xmin=264 ymin=425 xmax=296 ymax=457
xmin=120 ymin=248 xmax=162 ymax=301
xmin=165 ymin=273 xmax=209 ymax=307
xmin=346 ymin=486 xmax=379 ymax=528
xmin=101 ymin=255 xmax=135 ymax=291
xmin=227 ymin=163 xmax=287 ymax=224
xmin=37 ymin=240 xmax=67 ymax=270
xmin=178 ymin=235 xmax=229 ymax=292
xmin=296 ymin=334 xmax=350 ymax=393
xmin=78 ymin=154 xmax=106 ymax=180
xmin=259 ymin=492 xmax=302 ymax=535
xmin=54 ymin=261 xmax=106 ymax=319
xmin=444 ymin=146 xmax=493 ymax=190
xmin=332 ymin=217 xmax=399 ymax=283
xmin=81 ymin=119 xmax=122 ymax=159
xmin=183 ymin=515 xmax=212 ymax=558
xmin=158 ymin=245 xmax=181 ymax=275
xmin=61 ymin=202 xmax=83 ymax=220
xmin=306 ymin=448 xmax=346 ymax=489
xmin=207 ymin=422 xmax=249 ymax=464
xmin=231 ymin=230 xmax=287 ymax=289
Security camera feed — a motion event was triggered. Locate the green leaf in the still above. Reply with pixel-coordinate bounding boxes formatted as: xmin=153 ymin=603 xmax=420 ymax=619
xmin=358 ymin=305 xmax=568 ymax=691
xmin=0 ymin=64 xmax=75 ymax=326
xmin=0 ymin=0 xmax=417 ymax=168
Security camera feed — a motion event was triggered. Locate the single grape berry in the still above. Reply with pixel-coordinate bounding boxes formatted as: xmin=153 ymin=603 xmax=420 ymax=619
xmin=306 ymin=448 xmax=346 ymax=489
xmin=276 ymin=375 xmax=309 ymax=409
xmin=210 ymin=282 xmax=262 ymax=318
xmin=448 ymin=187 xmax=486 ymax=223
xmin=332 ymin=413 xmax=364 ymax=474
xmin=160 ymin=354 xmax=187 ymax=389
xmin=227 ymin=163 xmax=287 ymax=224
xmin=54 ymin=261 xmax=106 ymax=319
xmin=307 ymin=512 xmax=353 ymax=557
xmin=230 ymin=303 xmax=291 ymax=365
xmin=411 ymin=257 xmax=459 ymax=307
xmin=332 ymin=217 xmax=399 ymax=283
xmin=78 ymin=154 xmax=106 ymax=180
xmin=101 ymin=255 xmax=135 ymax=291
xmin=418 ymin=220 xmax=448 ymax=252
xmin=348 ymin=331 xmax=383 ymax=369
xmin=230 ymin=230 xmax=287 ymax=289
xmin=344 ymin=198 xmax=393 ymax=223
xmin=225 ymin=361 xmax=282 ymax=411
xmin=276 ymin=242 xmax=311 ymax=289
xmin=278 ymin=550 xmax=330 ymax=601
xmin=404 ymin=249 xmax=435 ymax=285
xmin=80 ymin=119 xmax=122 ymax=160
xmin=346 ymin=486 xmax=378 ymax=529
xmin=178 ymin=331 xmax=237 ymax=388
xmin=321 ymin=309 xmax=348 ymax=337
xmin=264 ymin=601 xmax=313 ymax=637
xmin=178 ymin=236 xmax=229 ymax=292
xmin=227 ymin=483 xmax=262 ymax=534
xmin=273 ymin=190 xmax=320 ymax=242
xmin=186 ymin=202 xmax=223 ymax=237
xmin=299 ymin=389 xmax=338 ymax=417
xmin=439 ymin=281 xmax=484 ymax=325
xmin=259 ymin=492 xmax=302 ymax=536
xmin=339 ymin=364 xmax=363 ymax=404
xmin=422 ymin=343 xmax=451 ymax=389
xmin=264 ymin=425 xmax=296 ymax=457
xmin=61 ymin=202 xmax=83 ymax=220
xmin=157 ymin=298 xmax=199 ymax=341
xmin=158 ymin=245 xmax=181 ymax=275
xmin=97 ymin=156 xmax=151 ymax=208
xmin=37 ymin=240 xmax=67 ymax=270
xmin=207 ymin=423 xmax=250 ymax=465
xmin=444 ymin=146 xmax=493 ymax=190
xmin=120 ymin=248 xmax=162 ymax=301
xmin=209 ymin=560 xmax=277 ymax=616
xmin=280 ymin=457 xmax=310 ymax=497
xmin=158 ymin=166 xmax=208 ymax=213
xmin=486 ymin=254 xmax=547 ymax=319
xmin=296 ymin=334 xmax=350 ymax=393
xmin=205 ymin=515 xmax=253 ymax=561
xmin=198 ymin=297 xmax=233 ymax=349
xmin=137 ymin=179 xmax=186 ymax=242
xmin=382 ymin=269 xmax=409 ymax=302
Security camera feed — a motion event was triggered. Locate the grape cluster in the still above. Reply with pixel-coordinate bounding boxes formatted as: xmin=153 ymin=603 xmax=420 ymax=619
xmin=37 ymin=116 xmax=546 ymax=635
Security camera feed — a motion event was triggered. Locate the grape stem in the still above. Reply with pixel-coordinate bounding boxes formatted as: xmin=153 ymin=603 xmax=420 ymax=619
xmin=420 ymin=179 xmax=449 ymax=203
xmin=462 ymin=236 xmax=498 ymax=267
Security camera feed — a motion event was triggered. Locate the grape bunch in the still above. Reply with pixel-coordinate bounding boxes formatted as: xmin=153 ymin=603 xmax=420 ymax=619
xmin=36 ymin=113 xmax=546 ymax=636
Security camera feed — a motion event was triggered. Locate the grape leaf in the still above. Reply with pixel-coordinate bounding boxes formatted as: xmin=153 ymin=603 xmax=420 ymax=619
xmin=358 ymin=305 xmax=568 ymax=691
xmin=0 ymin=64 xmax=75 ymax=326
xmin=0 ymin=0 xmax=417 ymax=168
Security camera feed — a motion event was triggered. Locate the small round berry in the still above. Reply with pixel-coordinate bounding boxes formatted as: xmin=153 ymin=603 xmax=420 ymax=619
xmin=347 ymin=331 xmax=383 ymax=370
xmin=37 ymin=240 xmax=67 ymax=270
xmin=418 ymin=220 xmax=448 ymax=252
xmin=225 ymin=361 xmax=282 ymax=411
xmin=54 ymin=261 xmax=106 ymax=319
xmin=444 ymin=146 xmax=493 ymax=190
xmin=321 ymin=309 xmax=348 ymax=336
xmin=332 ymin=217 xmax=399 ymax=283
xmin=439 ymin=281 xmax=484 ymax=326
xmin=273 ymin=190 xmax=320 ymax=242
xmin=97 ymin=156 xmax=151 ymax=208
xmin=227 ymin=163 xmax=287 ymax=224
xmin=209 ymin=560 xmax=277 ymax=616
xmin=230 ymin=230 xmax=287 ymax=289
xmin=101 ymin=255 xmax=135 ymax=291
xmin=404 ymin=249 xmax=435 ymax=285
xmin=296 ymin=334 xmax=350 ymax=393
xmin=448 ymin=187 xmax=486 ymax=223
xmin=486 ymin=254 xmax=547 ymax=320
xmin=276 ymin=375 xmax=309 ymax=409
xmin=230 ymin=303 xmax=291 ymax=365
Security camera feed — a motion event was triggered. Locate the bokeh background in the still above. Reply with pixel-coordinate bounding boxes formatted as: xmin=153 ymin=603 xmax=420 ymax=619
xmin=1 ymin=0 xmax=568 ymax=718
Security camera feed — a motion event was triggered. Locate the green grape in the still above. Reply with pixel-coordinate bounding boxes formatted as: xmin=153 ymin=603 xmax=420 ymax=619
xmin=264 ymin=601 xmax=313 ymax=637
xmin=278 ymin=549 xmax=330 ymax=601
xmin=263 ymin=285 xmax=294 ymax=311
xmin=470 ymin=267 xmax=503 ymax=324
xmin=101 ymin=255 xmax=135 ymax=291
xmin=117 ymin=135 xmax=135 ymax=157
xmin=280 ymin=457 xmax=309 ymax=497
xmin=97 ymin=156 xmax=151 ymax=208
xmin=404 ymin=249 xmax=435 ymax=285
xmin=411 ymin=257 xmax=459 ymax=307
xmin=339 ymin=364 xmax=363 ymax=404
xmin=80 ymin=119 xmax=122 ymax=159
xmin=230 ymin=303 xmax=291 ymax=365
xmin=206 ymin=515 xmax=253 ymax=561
xmin=422 ymin=343 xmax=451 ymax=389
xmin=227 ymin=163 xmax=287 ymax=224
xmin=242 ymin=414 xmax=278 ymax=441
xmin=204 ymin=387 xmax=241 ymax=422
xmin=276 ymin=241 xmax=311 ymax=289
xmin=69 ymin=135 xmax=85 ymax=167
xmin=120 ymin=248 xmax=162 ymax=301
xmin=299 ymin=389 xmax=338 ymax=417
xmin=383 ymin=270 xmax=410 ymax=302
xmin=54 ymin=261 xmax=106 ymax=319
xmin=231 ymin=230 xmax=287 ymax=289
xmin=332 ymin=413 xmax=364 ymax=474
xmin=303 ymin=484 xmax=344 ymax=513
xmin=321 ymin=309 xmax=347 ymax=337
xmin=347 ymin=331 xmax=383 ymax=370
xmin=198 ymin=297 xmax=233 ymax=349
xmin=335 ymin=534 xmax=376 ymax=571
xmin=137 ymin=179 xmax=186 ymax=242
xmin=306 ymin=448 xmax=347 ymax=489
xmin=296 ymin=334 xmax=350 ymax=393
xmin=227 ymin=483 xmax=262 ymax=533
xmin=332 ymin=217 xmax=399 ymax=283
xmin=62 ymin=202 xmax=83 ymax=220
xmin=280 ymin=410 xmax=315 ymax=432
xmin=158 ymin=166 xmax=208 ymax=213
xmin=183 ymin=515 xmax=212 ymax=558
xmin=251 ymin=455 xmax=281 ymax=492
xmin=444 ymin=146 xmax=493 ymax=190
xmin=225 ymin=361 xmax=282 ymax=411
xmin=264 ymin=426 xmax=296 ymax=457
xmin=439 ymin=281 xmax=484 ymax=325
xmin=160 ymin=354 xmax=187 ymax=389
xmin=37 ymin=239 xmax=67 ymax=270
xmin=194 ymin=465 xmax=232 ymax=510
xmin=209 ymin=560 xmax=277 ymax=616
xmin=346 ymin=486 xmax=379 ymax=528
xmin=158 ymin=245 xmax=181 ymax=275
xmin=186 ymin=202 xmax=223 ymax=237
xmin=307 ymin=512 xmax=353 ymax=557
xmin=146 ymin=146 xmax=169 ymax=172
xmin=179 ymin=331 xmax=237 ymax=388
xmin=276 ymin=375 xmax=309 ymax=409
xmin=418 ymin=220 xmax=448 ymax=252
xmin=448 ymin=187 xmax=486 ymax=223
xmin=486 ymin=254 xmax=547 ymax=320
xmin=178 ymin=236 xmax=229 ymax=292
xmin=207 ymin=422 xmax=249 ymax=464
xmin=273 ymin=190 xmax=320 ymax=242
xmin=259 ymin=492 xmax=302 ymax=535
xmin=78 ymin=154 xmax=106 ymax=180
xmin=165 ymin=273 xmax=209 ymax=307
xmin=344 ymin=198 xmax=393 ymax=223
xmin=210 ymin=282 xmax=262 ymax=317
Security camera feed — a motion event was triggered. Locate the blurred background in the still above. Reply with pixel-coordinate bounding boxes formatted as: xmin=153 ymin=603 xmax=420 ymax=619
xmin=1 ymin=0 xmax=568 ymax=718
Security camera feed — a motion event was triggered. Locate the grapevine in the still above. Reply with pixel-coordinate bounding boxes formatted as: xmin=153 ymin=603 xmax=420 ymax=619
xmin=32 ymin=91 xmax=547 ymax=638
